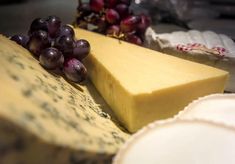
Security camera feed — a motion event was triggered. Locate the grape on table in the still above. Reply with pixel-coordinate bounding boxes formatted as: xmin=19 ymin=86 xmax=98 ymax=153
xmin=76 ymin=0 xmax=151 ymax=46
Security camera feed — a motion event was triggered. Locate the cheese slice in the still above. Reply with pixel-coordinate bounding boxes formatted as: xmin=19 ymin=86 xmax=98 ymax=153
xmin=113 ymin=119 xmax=235 ymax=164
xmin=176 ymin=94 xmax=235 ymax=126
xmin=0 ymin=35 xmax=130 ymax=163
xmin=74 ymin=28 xmax=229 ymax=132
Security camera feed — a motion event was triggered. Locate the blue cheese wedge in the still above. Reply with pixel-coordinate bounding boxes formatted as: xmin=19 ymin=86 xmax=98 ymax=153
xmin=0 ymin=35 xmax=130 ymax=163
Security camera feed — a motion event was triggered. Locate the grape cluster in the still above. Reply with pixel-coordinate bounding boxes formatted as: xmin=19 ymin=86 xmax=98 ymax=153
xmin=75 ymin=0 xmax=151 ymax=45
xmin=10 ymin=16 xmax=90 ymax=83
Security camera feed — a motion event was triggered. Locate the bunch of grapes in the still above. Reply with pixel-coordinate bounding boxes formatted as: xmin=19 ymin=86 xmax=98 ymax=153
xmin=75 ymin=0 xmax=151 ymax=45
xmin=10 ymin=16 xmax=90 ymax=83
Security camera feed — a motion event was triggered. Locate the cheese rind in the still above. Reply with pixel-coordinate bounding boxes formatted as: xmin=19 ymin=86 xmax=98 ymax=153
xmin=75 ymin=28 xmax=228 ymax=132
xmin=176 ymin=94 xmax=235 ymax=126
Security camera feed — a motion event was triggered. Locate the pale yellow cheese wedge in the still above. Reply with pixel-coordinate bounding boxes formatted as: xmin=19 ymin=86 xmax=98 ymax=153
xmin=75 ymin=28 xmax=228 ymax=133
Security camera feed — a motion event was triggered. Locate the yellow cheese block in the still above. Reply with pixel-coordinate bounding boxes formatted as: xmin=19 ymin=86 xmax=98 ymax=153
xmin=0 ymin=35 xmax=130 ymax=163
xmin=74 ymin=28 xmax=229 ymax=133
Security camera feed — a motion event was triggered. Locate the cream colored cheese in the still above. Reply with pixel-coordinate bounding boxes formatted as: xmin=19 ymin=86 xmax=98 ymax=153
xmin=75 ymin=28 xmax=229 ymax=132
xmin=176 ymin=94 xmax=235 ymax=126
xmin=113 ymin=119 xmax=235 ymax=164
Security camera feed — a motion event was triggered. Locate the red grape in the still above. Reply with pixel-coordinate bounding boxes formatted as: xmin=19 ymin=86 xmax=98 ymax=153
xmin=28 ymin=30 xmax=50 ymax=56
xmin=90 ymin=0 xmax=104 ymax=12
xmin=46 ymin=16 xmax=61 ymax=38
xmin=126 ymin=34 xmax=142 ymax=45
xmin=39 ymin=47 xmax=64 ymax=69
xmin=105 ymin=0 xmax=118 ymax=8
xmin=63 ymin=58 xmax=87 ymax=83
xmin=115 ymin=3 xmax=129 ymax=18
xmin=105 ymin=9 xmax=120 ymax=24
xmin=74 ymin=0 xmax=149 ymax=46
xmin=73 ymin=39 xmax=90 ymax=60
xmin=137 ymin=14 xmax=151 ymax=34
xmin=106 ymin=25 xmax=120 ymax=35
xmin=120 ymin=15 xmax=140 ymax=32
xmin=10 ymin=35 xmax=29 ymax=48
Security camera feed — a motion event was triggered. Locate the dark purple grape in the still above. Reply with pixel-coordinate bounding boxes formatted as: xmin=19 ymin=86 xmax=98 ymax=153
xmin=46 ymin=16 xmax=61 ymax=38
xmin=137 ymin=14 xmax=151 ymax=34
xmin=73 ymin=39 xmax=90 ymax=60
xmin=55 ymin=35 xmax=75 ymax=55
xmin=90 ymin=0 xmax=104 ymax=12
xmin=28 ymin=30 xmax=50 ymax=56
xmin=115 ymin=3 xmax=129 ymax=18
xmin=94 ymin=16 xmax=107 ymax=33
xmin=120 ymin=0 xmax=131 ymax=5
xmin=126 ymin=34 xmax=142 ymax=45
xmin=105 ymin=9 xmax=120 ymax=24
xmin=105 ymin=0 xmax=118 ymax=8
xmin=59 ymin=25 xmax=75 ymax=38
xmin=29 ymin=18 xmax=48 ymax=35
xmin=106 ymin=25 xmax=120 ymax=35
xmin=77 ymin=2 xmax=91 ymax=17
xmin=120 ymin=15 xmax=140 ymax=32
xmin=63 ymin=58 xmax=87 ymax=83
xmin=39 ymin=47 xmax=64 ymax=69
xmin=10 ymin=35 xmax=29 ymax=48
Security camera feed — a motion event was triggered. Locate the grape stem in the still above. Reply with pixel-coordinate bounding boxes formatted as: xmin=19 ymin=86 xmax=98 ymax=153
xmin=100 ymin=8 xmax=106 ymax=16
xmin=107 ymin=32 xmax=125 ymax=43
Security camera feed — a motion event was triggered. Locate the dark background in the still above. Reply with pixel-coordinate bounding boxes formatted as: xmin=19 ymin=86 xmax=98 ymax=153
xmin=0 ymin=0 xmax=77 ymax=36
xmin=0 ymin=0 xmax=234 ymax=40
